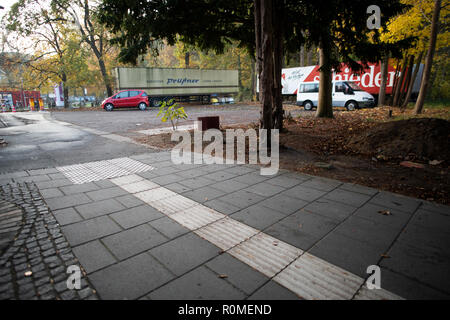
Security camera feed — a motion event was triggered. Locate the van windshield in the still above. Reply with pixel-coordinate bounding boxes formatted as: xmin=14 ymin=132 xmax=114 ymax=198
xmin=346 ymin=82 xmax=363 ymax=91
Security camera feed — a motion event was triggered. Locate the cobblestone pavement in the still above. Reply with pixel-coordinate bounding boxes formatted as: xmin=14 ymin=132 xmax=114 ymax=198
xmin=1 ymin=152 xmax=449 ymax=300
xmin=0 ymin=182 xmax=98 ymax=300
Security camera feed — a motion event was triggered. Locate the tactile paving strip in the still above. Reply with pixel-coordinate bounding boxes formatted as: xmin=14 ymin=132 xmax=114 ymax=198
xmin=56 ymin=158 xmax=154 ymax=184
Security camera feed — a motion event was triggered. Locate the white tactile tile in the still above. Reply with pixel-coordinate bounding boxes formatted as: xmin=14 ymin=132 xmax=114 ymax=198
xmin=170 ymin=205 xmax=226 ymax=230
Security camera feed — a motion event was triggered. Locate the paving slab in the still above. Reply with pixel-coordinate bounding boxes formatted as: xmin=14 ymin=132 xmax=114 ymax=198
xmin=230 ymin=204 xmax=286 ymax=230
xmin=151 ymin=174 xmax=184 ymax=186
xmin=409 ymin=208 xmax=450 ymax=235
xmin=85 ymin=186 xmax=128 ymax=201
xmin=310 ymin=232 xmax=387 ymax=278
xmin=72 ymin=240 xmax=117 ymax=274
xmin=109 ymin=205 xmax=164 ymax=229
xmin=339 ymin=183 xmax=379 ymax=196
xmin=59 ymin=182 xmax=100 ymax=195
xmin=217 ymin=190 xmax=265 ymax=209
xmin=178 ymin=176 xmax=215 ymax=189
xmin=148 ymin=216 xmax=190 ymax=239
xmin=247 ymin=281 xmax=300 ymax=300
xmin=164 ymin=182 xmax=193 ymax=194
xmin=102 ymin=224 xmax=168 ymax=260
xmin=369 ymin=191 xmax=421 ymax=214
xmin=89 ymin=252 xmax=174 ymax=300
xmin=148 ymin=233 xmax=220 ymax=276
xmin=52 ymin=207 xmax=83 ymax=226
xmin=182 ymin=186 xmax=227 ymax=203
xmin=301 ymin=198 xmax=356 ymax=222
xmin=203 ymin=198 xmax=241 ymax=215
xmin=323 ymin=188 xmax=372 ymax=208
xmin=62 ymin=215 xmax=122 ymax=246
xmin=299 ymin=177 xmax=342 ymax=192
xmin=39 ymin=188 xmax=64 ymax=199
xmin=281 ymin=185 xmax=327 ymax=202
xmin=243 ymin=182 xmax=286 ymax=197
xmin=259 ymin=194 xmax=308 ymax=215
xmin=395 ymin=224 xmax=450 ymax=257
xmin=35 ymin=178 xmax=73 ymax=189
xmin=45 ymin=193 xmax=92 ymax=211
xmin=208 ymin=180 xmax=248 ymax=193
xmin=115 ymin=194 xmax=146 ymax=208
xmin=75 ymin=198 xmax=125 ymax=219
xmin=147 ymin=266 xmax=246 ymax=300
xmin=353 ymin=203 xmax=412 ymax=229
xmin=205 ymin=253 xmax=268 ymax=295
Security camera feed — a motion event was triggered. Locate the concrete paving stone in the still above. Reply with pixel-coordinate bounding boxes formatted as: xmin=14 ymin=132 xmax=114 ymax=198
xmin=379 ymin=267 xmax=450 ymax=300
xmin=136 ymin=171 xmax=158 ymax=179
xmin=339 ymin=183 xmax=379 ymax=196
xmin=130 ymin=153 xmax=160 ymax=161
xmin=281 ymin=185 xmax=327 ymax=202
xmin=178 ymin=176 xmax=215 ymax=189
xmin=148 ymin=266 xmax=246 ymax=300
xmin=232 ymin=172 xmax=269 ymax=185
xmin=115 ymin=194 xmax=145 ymax=208
xmin=217 ymin=190 xmax=265 ymax=209
xmin=203 ymin=199 xmax=241 ymax=215
xmin=222 ymin=166 xmax=257 ymax=176
xmin=259 ymin=194 xmax=308 ymax=216
xmin=334 ymin=216 xmax=401 ymax=250
xmin=380 ymin=240 xmax=450 ymax=293
xmin=202 ymin=170 xmax=237 ymax=182
xmin=45 ymin=193 xmax=92 ymax=211
xmin=243 ymin=182 xmax=286 ymax=197
xmin=369 ymin=191 xmax=421 ymax=214
xmin=396 ymin=224 xmax=450 ymax=257
xmin=323 ymin=188 xmax=372 ymax=208
xmin=265 ymin=175 xmax=304 ymax=188
xmin=152 ymin=160 xmax=178 ymax=169
xmin=182 ymin=186 xmax=227 ymax=203
xmin=148 ymin=233 xmax=220 ymax=276
xmin=48 ymin=173 xmax=66 ymax=180
xmin=310 ymin=232 xmax=387 ymax=278
xmin=150 ymin=166 xmax=181 ymax=176
xmin=409 ymin=208 xmax=450 ymax=235
xmin=299 ymin=177 xmax=342 ymax=192
xmin=199 ymin=164 xmax=234 ymax=173
xmin=85 ymin=186 xmax=128 ymax=202
xmin=75 ymin=199 xmax=125 ymax=220
xmin=420 ymin=201 xmax=450 ymax=215
xmin=164 ymin=182 xmax=193 ymax=194
xmin=15 ymin=175 xmax=51 ymax=183
xmin=247 ymin=280 xmax=300 ymax=300
xmin=89 ymin=252 xmax=174 ymax=300
xmin=301 ymin=198 xmax=356 ymax=222
xmin=53 ymin=207 xmax=83 ymax=226
xmin=206 ymin=253 xmax=269 ymax=295
xmin=109 ymin=205 xmax=164 ymax=229
xmin=62 ymin=215 xmax=122 ymax=246
xmin=280 ymin=171 xmax=312 ymax=182
xmin=230 ymin=204 xmax=286 ymax=230
xmin=93 ymin=179 xmax=116 ymax=188
xmin=208 ymin=180 xmax=248 ymax=193
xmin=102 ymin=224 xmax=167 ymax=260
xmin=151 ymin=173 xmax=184 ymax=186
xmin=59 ymin=182 xmax=100 ymax=195
xmin=40 ymin=188 xmax=64 ymax=199
xmin=27 ymin=168 xmax=59 ymax=176
xmin=176 ymin=168 xmax=208 ymax=179
xmin=353 ymin=203 xmax=411 ymax=229
xmin=0 ymin=170 xmax=29 ymax=179
xmin=72 ymin=240 xmax=117 ymax=274
xmin=148 ymin=216 xmax=190 ymax=239
xmin=35 ymin=179 xmax=73 ymax=190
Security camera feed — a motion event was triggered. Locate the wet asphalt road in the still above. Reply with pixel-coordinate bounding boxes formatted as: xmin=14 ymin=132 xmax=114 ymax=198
xmin=0 ymin=112 xmax=150 ymax=173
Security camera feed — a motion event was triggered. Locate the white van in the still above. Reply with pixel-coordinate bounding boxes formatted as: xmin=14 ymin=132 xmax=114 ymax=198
xmin=296 ymin=81 xmax=375 ymax=111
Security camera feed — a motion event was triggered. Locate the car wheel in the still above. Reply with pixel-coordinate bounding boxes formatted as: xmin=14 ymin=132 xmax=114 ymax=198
xmin=345 ymin=100 xmax=358 ymax=111
xmin=303 ymin=100 xmax=313 ymax=111
xmin=138 ymin=102 xmax=147 ymax=111
xmin=104 ymin=103 xmax=114 ymax=112
xmin=151 ymin=98 xmax=163 ymax=108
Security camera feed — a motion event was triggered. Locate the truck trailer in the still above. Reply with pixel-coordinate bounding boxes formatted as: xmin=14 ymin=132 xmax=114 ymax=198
xmin=114 ymin=67 xmax=239 ymax=107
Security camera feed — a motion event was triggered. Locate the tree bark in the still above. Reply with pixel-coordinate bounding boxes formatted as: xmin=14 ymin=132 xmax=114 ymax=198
xmin=399 ymin=54 xmax=415 ymax=107
xmin=307 ymin=46 xmax=313 ymax=66
xmin=315 ymin=38 xmax=333 ymax=118
xmin=254 ymin=0 xmax=262 ymax=102
xmin=272 ymin=1 xmax=284 ymax=130
xmin=402 ymin=52 xmax=424 ymax=108
xmin=300 ymin=46 xmax=305 ymax=67
xmin=378 ymin=55 xmax=389 ymax=106
xmin=259 ymin=0 xmax=274 ymax=130
xmin=185 ymin=52 xmax=190 ymax=68
xmin=250 ymin=56 xmax=256 ymax=101
xmin=414 ymin=0 xmax=441 ymax=114
xmin=393 ymin=55 xmax=408 ymax=106
xmin=237 ymin=53 xmax=242 ymax=101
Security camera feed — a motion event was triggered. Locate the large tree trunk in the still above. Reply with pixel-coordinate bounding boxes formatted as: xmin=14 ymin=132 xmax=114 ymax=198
xmin=378 ymin=55 xmax=389 ymax=106
xmin=414 ymin=0 xmax=441 ymax=114
xmin=237 ymin=53 xmax=242 ymax=101
xmin=272 ymin=1 xmax=284 ymax=130
xmin=250 ymin=57 xmax=256 ymax=101
xmin=315 ymin=38 xmax=333 ymax=118
xmin=61 ymin=72 xmax=69 ymax=109
xmin=300 ymin=46 xmax=305 ymax=67
xmin=399 ymin=55 xmax=415 ymax=107
xmin=393 ymin=55 xmax=408 ymax=106
xmin=98 ymin=57 xmax=113 ymax=97
xmin=307 ymin=46 xmax=313 ymax=66
xmin=259 ymin=0 xmax=274 ymax=130
xmin=254 ymin=0 xmax=262 ymax=102
xmin=185 ymin=52 xmax=190 ymax=68
xmin=402 ymin=52 xmax=424 ymax=108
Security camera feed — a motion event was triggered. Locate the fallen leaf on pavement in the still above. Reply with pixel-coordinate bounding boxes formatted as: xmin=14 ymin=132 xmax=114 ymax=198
xmin=218 ymin=274 xmax=228 ymax=279
xmin=24 ymin=271 xmax=32 ymax=277
xmin=378 ymin=210 xmax=391 ymax=215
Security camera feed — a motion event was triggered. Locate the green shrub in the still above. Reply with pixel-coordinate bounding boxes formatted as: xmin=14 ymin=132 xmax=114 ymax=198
xmin=156 ymin=99 xmax=188 ymax=130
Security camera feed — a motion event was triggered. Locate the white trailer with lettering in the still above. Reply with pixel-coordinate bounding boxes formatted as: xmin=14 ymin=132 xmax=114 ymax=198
xmin=114 ymin=67 xmax=239 ymax=107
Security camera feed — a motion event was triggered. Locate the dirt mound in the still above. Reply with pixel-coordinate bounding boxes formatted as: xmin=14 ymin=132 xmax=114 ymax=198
xmin=346 ymin=118 xmax=450 ymax=162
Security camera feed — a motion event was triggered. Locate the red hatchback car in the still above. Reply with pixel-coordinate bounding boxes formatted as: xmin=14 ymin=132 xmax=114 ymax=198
xmin=102 ymin=90 xmax=149 ymax=111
